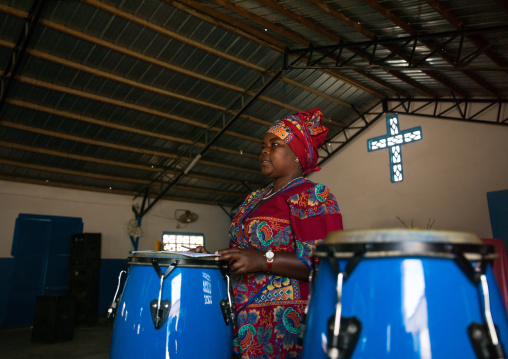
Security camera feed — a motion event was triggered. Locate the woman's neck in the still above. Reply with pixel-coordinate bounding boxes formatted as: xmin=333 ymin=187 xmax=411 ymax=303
xmin=272 ymin=174 xmax=304 ymax=192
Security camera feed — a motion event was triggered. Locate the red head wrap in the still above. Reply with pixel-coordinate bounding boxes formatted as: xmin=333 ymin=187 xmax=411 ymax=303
xmin=267 ymin=107 xmax=329 ymax=175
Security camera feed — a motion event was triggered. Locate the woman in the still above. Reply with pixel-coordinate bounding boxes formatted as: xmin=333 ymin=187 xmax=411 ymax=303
xmin=198 ymin=108 xmax=343 ymax=358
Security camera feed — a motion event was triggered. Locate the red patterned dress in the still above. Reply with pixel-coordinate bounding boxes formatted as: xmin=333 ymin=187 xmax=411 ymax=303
xmin=229 ymin=178 xmax=343 ymax=358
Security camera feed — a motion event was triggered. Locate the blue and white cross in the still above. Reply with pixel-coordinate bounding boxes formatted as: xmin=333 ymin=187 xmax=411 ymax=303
xmin=367 ymin=113 xmax=422 ymax=183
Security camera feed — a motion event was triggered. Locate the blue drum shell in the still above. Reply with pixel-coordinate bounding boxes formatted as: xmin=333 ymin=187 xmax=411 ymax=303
xmin=110 ymin=254 xmax=233 ymax=358
xmin=302 ymin=230 xmax=508 ymax=359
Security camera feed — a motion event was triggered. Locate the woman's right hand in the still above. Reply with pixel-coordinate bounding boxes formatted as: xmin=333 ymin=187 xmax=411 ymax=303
xmin=194 ymin=245 xmax=210 ymax=254
xmin=215 ymin=248 xmax=266 ymax=274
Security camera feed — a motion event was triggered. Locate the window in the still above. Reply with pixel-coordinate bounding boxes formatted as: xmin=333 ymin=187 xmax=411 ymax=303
xmin=161 ymin=232 xmax=205 ymax=251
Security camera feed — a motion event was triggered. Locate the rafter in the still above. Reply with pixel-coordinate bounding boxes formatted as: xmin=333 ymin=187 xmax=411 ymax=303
xmin=0 ymin=0 xmax=48 ymax=112
xmin=257 ymin=0 xmax=432 ymax=97
xmin=170 ymin=0 xmax=385 ymax=98
xmin=0 ymin=140 xmax=265 ymax=187
xmin=364 ymin=0 xmax=504 ymax=97
xmin=1 ymin=121 xmax=261 ymax=175
xmin=307 ymin=0 xmax=474 ymax=98
xmin=284 ymin=27 xmax=508 ymax=98
xmin=383 ymin=98 xmax=508 ymax=124
xmin=80 ymin=0 xmax=354 ymax=111
xmin=0 ymin=175 xmax=238 ymax=206
xmin=0 ymin=158 xmax=248 ymax=198
xmin=285 ymin=26 xmax=508 ymax=69
xmin=13 ymin=74 xmax=262 ymax=143
xmin=215 ymin=0 xmax=412 ymax=96
xmin=0 ymin=3 xmax=351 ymax=118
xmin=425 ymin=0 xmax=508 ymax=76
xmin=5 ymin=98 xmax=259 ymax=160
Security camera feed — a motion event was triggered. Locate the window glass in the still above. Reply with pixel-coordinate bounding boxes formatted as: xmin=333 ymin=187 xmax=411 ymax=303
xmin=161 ymin=232 xmax=204 ymax=251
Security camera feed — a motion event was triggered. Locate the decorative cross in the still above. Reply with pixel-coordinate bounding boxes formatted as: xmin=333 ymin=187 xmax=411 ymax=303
xmin=367 ymin=113 xmax=422 ymax=183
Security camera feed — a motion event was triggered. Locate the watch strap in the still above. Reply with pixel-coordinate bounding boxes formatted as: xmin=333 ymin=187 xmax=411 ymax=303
xmin=265 ymin=250 xmax=274 ymax=272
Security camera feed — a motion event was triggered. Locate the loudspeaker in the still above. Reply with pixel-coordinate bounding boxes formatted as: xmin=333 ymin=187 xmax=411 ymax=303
xmin=69 ymin=233 xmax=101 ymax=326
xmin=70 ymin=233 xmax=101 ymax=268
xmin=32 ymin=295 xmax=75 ymax=343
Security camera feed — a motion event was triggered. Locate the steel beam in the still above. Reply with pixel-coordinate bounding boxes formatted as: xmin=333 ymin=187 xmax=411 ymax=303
xmin=0 ymin=0 xmax=48 ymax=113
xmin=284 ymin=26 xmax=508 ymax=72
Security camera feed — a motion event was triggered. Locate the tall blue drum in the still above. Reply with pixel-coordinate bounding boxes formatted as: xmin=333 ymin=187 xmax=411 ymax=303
xmin=302 ymin=230 xmax=508 ymax=359
xmin=110 ymin=252 xmax=233 ymax=358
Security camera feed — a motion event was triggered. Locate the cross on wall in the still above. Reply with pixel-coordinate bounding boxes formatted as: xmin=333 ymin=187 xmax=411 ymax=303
xmin=367 ymin=114 xmax=422 ymax=183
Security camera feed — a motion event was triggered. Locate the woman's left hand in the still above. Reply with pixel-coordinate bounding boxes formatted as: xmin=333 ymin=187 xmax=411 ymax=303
xmin=215 ymin=248 xmax=266 ymax=274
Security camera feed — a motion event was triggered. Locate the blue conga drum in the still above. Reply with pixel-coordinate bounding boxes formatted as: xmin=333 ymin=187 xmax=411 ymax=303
xmin=302 ymin=229 xmax=508 ymax=359
xmin=109 ymin=252 xmax=234 ymax=358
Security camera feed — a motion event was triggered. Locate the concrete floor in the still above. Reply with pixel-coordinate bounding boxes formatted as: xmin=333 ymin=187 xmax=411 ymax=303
xmin=0 ymin=325 xmax=113 ymax=359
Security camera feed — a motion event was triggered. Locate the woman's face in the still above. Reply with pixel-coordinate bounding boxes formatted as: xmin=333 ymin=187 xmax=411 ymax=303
xmin=259 ymin=133 xmax=300 ymax=179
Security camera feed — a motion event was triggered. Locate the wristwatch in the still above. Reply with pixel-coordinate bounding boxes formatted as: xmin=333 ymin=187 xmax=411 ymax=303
xmin=265 ymin=250 xmax=274 ymax=272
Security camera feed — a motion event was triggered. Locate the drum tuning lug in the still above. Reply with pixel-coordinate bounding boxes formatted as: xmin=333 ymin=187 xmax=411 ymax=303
xmin=468 ymin=323 xmax=506 ymax=359
xmin=150 ymin=299 xmax=171 ymax=329
xmin=107 ymin=268 xmax=127 ymax=320
xmin=107 ymin=302 xmax=117 ymax=319
xmin=327 ymin=316 xmax=362 ymax=359
xmin=328 ymin=347 xmax=339 ymax=359
xmin=220 ymin=299 xmax=233 ymax=326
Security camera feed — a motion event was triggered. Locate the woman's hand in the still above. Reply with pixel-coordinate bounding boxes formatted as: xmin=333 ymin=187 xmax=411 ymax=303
xmin=193 ymin=245 xmax=210 ymax=254
xmin=215 ymin=248 xmax=266 ymax=274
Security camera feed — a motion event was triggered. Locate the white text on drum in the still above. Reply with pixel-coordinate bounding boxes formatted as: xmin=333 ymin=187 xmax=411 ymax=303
xmin=203 ymin=272 xmax=212 ymax=304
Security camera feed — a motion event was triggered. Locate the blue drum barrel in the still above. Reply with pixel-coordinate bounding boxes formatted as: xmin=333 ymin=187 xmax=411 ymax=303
xmin=302 ymin=229 xmax=508 ymax=359
xmin=110 ymin=252 xmax=233 ymax=358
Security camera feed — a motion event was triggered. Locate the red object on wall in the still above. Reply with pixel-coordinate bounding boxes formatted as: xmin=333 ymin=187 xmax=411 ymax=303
xmin=481 ymin=238 xmax=508 ymax=315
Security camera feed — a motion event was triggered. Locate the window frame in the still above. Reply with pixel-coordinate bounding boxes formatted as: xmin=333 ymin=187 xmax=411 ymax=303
xmin=161 ymin=231 xmax=205 ymax=252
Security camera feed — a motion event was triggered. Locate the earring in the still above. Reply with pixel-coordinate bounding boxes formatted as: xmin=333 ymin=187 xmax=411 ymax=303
xmin=295 ymin=158 xmax=299 ymax=162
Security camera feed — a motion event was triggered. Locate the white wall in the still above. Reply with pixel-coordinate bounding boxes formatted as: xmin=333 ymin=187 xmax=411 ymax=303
xmin=310 ymin=112 xmax=508 ymax=238
xmin=0 ymin=180 xmax=231 ymax=258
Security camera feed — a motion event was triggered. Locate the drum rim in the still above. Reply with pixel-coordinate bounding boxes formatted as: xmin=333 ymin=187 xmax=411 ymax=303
xmin=128 ymin=252 xmax=228 ymax=268
xmin=324 ymin=229 xmax=482 ymax=245
xmin=314 ymin=241 xmax=497 ymax=259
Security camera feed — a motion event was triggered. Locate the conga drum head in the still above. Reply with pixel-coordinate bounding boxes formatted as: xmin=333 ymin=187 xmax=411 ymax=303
xmin=315 ymin=229 xmax=495 ymax=260
xmin=324 ymin=228 xmax=482 ymax=244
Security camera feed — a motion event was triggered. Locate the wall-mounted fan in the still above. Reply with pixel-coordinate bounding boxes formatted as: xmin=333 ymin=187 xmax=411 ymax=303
xmin=175 ymin=209 xmax=199 ymax=226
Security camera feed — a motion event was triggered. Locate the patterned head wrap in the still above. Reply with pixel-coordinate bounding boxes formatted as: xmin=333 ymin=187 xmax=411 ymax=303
xmin=267 ymin=107 xmax=329 ymax=175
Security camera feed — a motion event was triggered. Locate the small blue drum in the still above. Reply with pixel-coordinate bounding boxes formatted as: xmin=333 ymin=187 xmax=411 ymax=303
xmin=302 ymin=230 xmax=508 ymax=359
xmin=109 ymin=252 xmax=233 ymax=358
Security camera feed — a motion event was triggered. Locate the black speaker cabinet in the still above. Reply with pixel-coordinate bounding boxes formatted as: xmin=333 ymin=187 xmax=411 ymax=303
xmin=32 ymin=295 xmax=75 ymax=343
xmin=70 ymin=233 xmax=101 ymax=268
xmin=70 ymin=233 xmax=101 ymax=326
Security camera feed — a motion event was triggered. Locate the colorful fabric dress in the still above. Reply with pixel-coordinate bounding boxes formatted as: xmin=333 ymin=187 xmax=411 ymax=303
xmin=229 ymin=178 xmax=343 ymax=358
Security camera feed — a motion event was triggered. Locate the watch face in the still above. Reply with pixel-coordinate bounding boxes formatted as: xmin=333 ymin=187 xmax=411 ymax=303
xmin=266 ymin=251 xmax=274 ymax=259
